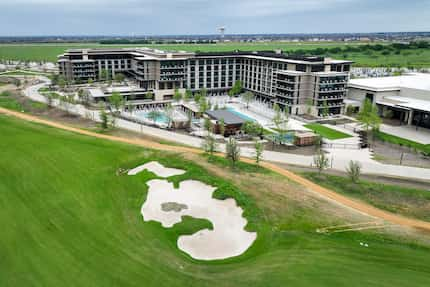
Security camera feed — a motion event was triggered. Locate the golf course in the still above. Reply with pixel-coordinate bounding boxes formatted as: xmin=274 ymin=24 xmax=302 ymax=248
xmin=1 ymin=113 xmax=430 ymax=286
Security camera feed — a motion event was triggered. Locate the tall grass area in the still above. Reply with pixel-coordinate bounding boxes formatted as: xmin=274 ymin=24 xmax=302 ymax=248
xmin=1 ymin=115 xmax=430 ymax=286
xmin=302 ymin=172 xmax=430 ymax=221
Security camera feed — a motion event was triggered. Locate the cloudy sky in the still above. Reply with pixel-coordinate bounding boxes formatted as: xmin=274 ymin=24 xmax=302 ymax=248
xmin=0 ymin=0 xmax=429 ymax=36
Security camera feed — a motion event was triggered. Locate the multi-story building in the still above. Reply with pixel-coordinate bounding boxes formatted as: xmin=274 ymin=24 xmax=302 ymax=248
xmin=58 ymin=48 xmax=352 ymax=116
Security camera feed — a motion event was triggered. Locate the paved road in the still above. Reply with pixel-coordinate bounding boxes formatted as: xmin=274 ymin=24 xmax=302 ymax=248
xmin=22 ymin=77 xmax=430 ymax=181
xmin=2 ymin=106 xmax=430 ymax=232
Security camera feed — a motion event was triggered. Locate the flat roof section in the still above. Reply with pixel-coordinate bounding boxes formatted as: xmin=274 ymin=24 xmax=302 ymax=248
xmin=349 ymin=73 xmax=430 ymax=92
xmin=206 ymin=110 xmax=247 ymax=125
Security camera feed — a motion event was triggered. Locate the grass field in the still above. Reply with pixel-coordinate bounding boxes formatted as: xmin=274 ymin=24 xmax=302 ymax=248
xmin=302 ymin=173 xmax=430 ymax=221
xmin=1 ymin=42 xmax=430 ymax=67
xmin=1 ymin=114 xmax=430 ymax=286
xmin=304 ymin=123 xmax=352 ymax=140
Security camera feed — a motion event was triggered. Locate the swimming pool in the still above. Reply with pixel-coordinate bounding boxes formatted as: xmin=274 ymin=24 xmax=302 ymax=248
xmin=135 ymin=111 xmax=170 ymax=124
xmin=226 ymin=107 xmax=256 ymax=122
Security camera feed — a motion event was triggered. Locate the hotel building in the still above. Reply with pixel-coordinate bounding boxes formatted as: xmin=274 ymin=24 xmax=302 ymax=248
xmin=58 ymin=48 xmax=352 ymax=116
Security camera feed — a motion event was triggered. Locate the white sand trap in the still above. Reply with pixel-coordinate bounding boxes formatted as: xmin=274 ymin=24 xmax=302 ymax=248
xmin=127 ymin=161 xmax=186 ymax=177
xmin=141 ymin=179 xmax=257 ymax=260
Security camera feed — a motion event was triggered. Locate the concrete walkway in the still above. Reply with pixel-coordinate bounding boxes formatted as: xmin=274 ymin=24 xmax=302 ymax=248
xmin=21 ymin=77 xmax=430 ymax=181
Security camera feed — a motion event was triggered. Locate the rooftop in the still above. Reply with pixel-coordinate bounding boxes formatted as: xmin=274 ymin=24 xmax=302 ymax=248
xmin=349 ymin=73 xmax=430 ymax=92
xmin=206 ymin=110 xmax=246 ymax=125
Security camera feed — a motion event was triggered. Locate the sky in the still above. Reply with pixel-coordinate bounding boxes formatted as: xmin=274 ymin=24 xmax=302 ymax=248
xmin=0 ymin=0 xmax=429 ymax=36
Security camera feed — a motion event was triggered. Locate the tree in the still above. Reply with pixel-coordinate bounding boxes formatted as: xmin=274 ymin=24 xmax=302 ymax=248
xmin=346 ymin=160 xmax=361 ymax=183
xmin=231 ymin=80 xmax=242 ymax=96
xmin=58 ymin=76 xmax=66 ymax=90
xmin=184 ymin=89 xmax=193 ymax=102
xmin=242 ymin=121 xmax=263 ymax=137
xmin=165 ymin=103 xmax=174 ymax=129
xmin=242 ymin=91 xmax=254 ymax=109
xmin=87 ymin=78 xmax=94 ymax=85
xmin=77 ymin=89 xmax=85 ymax=102
xmin=173 ymin=88 xmax=183 ymax=102
xmin=114 ymin=73 xmax=125 ymax=83
xmin=357 ymin=98 xmax=381 ymax=139
xmin=99 ymin=107 xmax=109 ymax=131
xmin=203 ymin=117 xmax=213 ymax=134
xmin=146 ymin=91 xmax=154 ymax=100
xmin=226 ymin=137 xmax=241 ymax=167
xmin=254 ymin=140 xmax=264 ymax=165
xmin=305 ymin=98 xmax=313 ymax=115
xmin=321 ymin=100 xmax=329 ymax=117
xmin=201 ymin=88 xmax=207 ymax=98
xmin=194 ymin=92 xmax=201 ymax=103
xmin=219 ymin=118 xmax=225 ymax=137
xmin=199 ymin=96 xmax=208 ymax=113
xmin=108 ymin=92 xmax=124 ymax=115
xmin=202 ymin=135 xmax=218 ymax=157
xmin=313 ymin=151 xmax=329 ymax=174
xmin=100 ymin=69 xmax=109 ymax=82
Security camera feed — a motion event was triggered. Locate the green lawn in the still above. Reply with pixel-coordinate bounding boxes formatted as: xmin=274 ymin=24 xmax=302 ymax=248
xmin=1 ymin=115 xmax=430 ymax=286
xmin=302 ymin=173 xmax=430 ymax=221
xmin=304 ymin=123 xmax=352 ymax=140
xmin=375 ymin=131 xmax=430 ymax=156
xmin=1 ymin=42 xmax=429 ymax=67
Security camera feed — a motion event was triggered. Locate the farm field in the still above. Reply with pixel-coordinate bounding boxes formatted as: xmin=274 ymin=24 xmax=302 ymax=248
xmin=1 ymin=114 xmax=430 ymax=286
xmin=1 ymin=42 xmax=430 ymax=67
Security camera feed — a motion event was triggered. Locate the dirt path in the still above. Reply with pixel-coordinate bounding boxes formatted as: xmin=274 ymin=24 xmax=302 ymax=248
xmin=2 ymin=107 xmax=430 ymax=232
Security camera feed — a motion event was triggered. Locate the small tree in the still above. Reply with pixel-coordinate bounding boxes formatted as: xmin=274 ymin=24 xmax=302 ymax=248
xmin=87 ymin=78 xmax=94 ymax=85
xmin=146 ymin=91 xmax=154 ymax=100
xmin=231 ymin=80 xmax=242 ymax=96
xmin=184 ymin=89 xmax=193 ymax=102
xmin=203 ymin=117 xmax=213 ymax=134
xmin=313 ymin=151 xmax=329 ymax=174
xmin=305 ymin=98 xmax=313 ymax=115
xmin=358 ymin=98 xmax=381 ymax=140
xmin=346 ymin=104 xmax=355 ymax=116
xmin=58 ymin=76 xmax=66 ymax=91
xmin=321 ymin=100 xmax=329 ymax=117
xmin=226 ymin=137 xmax=240 ymax=167
xmin=201 ymin=88 xmax=207 ymax=98
xmin=173 ymin=88 xmax=183 ymax=102
xmin=254 ymin=140 xmax=264 ymax=165
xmin=202 ymin=135 xmax=218 ymax=158
xmin=346 ymin=160 xmax=361 ymax=183
xmin=109 ymin=92 xmax=124 ymax=115
xmin=219 ymin=118 xmax=225 ymax=137
xmin=199 ymin=96 xmax=208 ymax=113
xmin=114 ymin=73 xmax=125 ymax=83
xmin=165 ymin=103 xmax=174 ymax=129
xmin=99 ymin=107 xmax=109 ymax=131
xmin=194 ymin=92 xmax=201 ymax=103
xmin=243 ymin=91 xmax=254 ymax=109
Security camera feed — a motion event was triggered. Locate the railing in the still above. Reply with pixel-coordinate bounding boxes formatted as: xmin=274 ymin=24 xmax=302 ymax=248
xmin=322 ymin=142 xmax=361 ymax=150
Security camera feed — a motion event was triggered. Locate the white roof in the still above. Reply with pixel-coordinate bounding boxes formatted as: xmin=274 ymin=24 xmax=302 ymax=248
xmin=380 ymin=96 xmax=430 ymax=112
xmin=88 ymin=88 xmax=105 ymax=98
xmin=349 ymin=73 xmax=430 ymax=92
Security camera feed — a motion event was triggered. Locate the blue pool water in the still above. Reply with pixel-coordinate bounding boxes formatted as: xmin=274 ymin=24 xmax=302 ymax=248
xmin=226 ymin=107 xmax=256 ymax=122
xmin=136 ymin=111 xmax=169 ymax=124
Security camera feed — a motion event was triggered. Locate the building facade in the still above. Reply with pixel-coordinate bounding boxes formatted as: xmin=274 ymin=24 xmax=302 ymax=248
xmin=347 ymin=73 xmax=430 ymax=129
xmin=59 ymin=48 xmax=352 ymax=116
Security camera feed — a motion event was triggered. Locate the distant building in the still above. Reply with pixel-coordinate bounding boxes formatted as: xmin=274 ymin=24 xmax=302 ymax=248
xmin=347 ymin=73 xmax=430 ymax=129
xmin=58 ymin=48 xmax=352 ymax=117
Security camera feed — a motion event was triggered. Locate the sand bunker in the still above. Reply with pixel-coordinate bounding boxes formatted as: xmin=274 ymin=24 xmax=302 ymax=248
xmin=128 ymin=162 xmax=256 ymax=260
xmin=142 ymin=179 xmax=257 ymax=260
xmin=127 ymin=161 xmax=186 ymax=177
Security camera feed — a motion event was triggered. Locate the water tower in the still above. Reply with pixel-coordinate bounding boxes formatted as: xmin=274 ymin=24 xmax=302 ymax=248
xmin=218 ymin=26 xmax=226 ymax=42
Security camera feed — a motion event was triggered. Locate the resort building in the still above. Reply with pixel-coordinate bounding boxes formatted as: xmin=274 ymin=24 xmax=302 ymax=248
xmin=58 ymin=48 xmax=352 ymax=117
xmin=347 ymin=73 xmax=430 ymax=129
